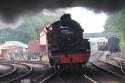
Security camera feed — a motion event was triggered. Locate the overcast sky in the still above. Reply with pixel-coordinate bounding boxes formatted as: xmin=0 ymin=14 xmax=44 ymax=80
xmin=65 ymin=7 xmax=108 ymax=33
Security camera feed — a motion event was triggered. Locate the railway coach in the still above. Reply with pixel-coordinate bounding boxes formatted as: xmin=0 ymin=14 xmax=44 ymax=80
xmin=97 ymin=39 xmax=108 ymax=51
xmin=108 ymin=37 xmax=120 ymax=53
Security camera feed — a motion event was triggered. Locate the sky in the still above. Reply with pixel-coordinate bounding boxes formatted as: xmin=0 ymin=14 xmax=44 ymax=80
xmin=65 ymin=7 xmax=108 ymax=33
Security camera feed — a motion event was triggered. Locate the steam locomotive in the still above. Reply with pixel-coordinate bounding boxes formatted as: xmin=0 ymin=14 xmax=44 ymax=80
xmin=46 ymin=14 xmax=90 ymax=70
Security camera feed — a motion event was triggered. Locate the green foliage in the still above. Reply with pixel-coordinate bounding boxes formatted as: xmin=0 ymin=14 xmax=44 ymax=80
xmin=0 ymin=13 xmax=59 ymax=44
xmin=104 ymin=10 xmax=125 ymax=49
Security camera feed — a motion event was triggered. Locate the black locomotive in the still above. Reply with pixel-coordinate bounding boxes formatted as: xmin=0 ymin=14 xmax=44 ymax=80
xmin=46 ymin=14 xmax=90 ymax=70
xmin=108 ymin=37 xmax=120 ymax=53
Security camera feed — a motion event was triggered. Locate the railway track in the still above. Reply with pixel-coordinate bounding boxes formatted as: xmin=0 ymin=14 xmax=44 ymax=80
xmin=90 ymin=61 xmax=125 ymax=79
xmin=83 ymin=75 xmax=98 ymax=83
xmin=111 ymin=57 xmax=125 ymax=75
xmin=0 ymin=63 xmax=32 ymax=83
xmin=33 ymin=51 xmax=125 ymax=83
xmin=97 ymin=51 xmax=125 ymax=77
xmin=37 ymin=66 xmax=99 ymax=83
xmin=15 ymin=62 xmax=51 ymax=83
xmin=0 ymin=64 xmax=16 ymax=78
xmin=87 ymin=61 xmax=125 ymax=83
xmin=39 ymin=70 xmax=57 ymax=83
xmin=0 ymin=51 xmax=124 ymax=82
xmin=104 ymin=52 xmax=125 ymax=76
xmin=88 ymin=51 xmax=125 ymax=82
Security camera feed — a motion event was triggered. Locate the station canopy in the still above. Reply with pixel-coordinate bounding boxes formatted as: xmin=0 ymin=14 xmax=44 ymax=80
xmin=0 ymin=41 xmax=28 ymax=49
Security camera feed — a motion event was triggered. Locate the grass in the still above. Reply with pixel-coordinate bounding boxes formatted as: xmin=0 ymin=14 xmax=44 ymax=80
xmin=41 ymin=55 xmax=49 ymax=62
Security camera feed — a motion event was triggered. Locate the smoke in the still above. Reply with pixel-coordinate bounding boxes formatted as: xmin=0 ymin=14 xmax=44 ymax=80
xmin=42 ymin=9 xmax=65 ymax=17
xmin=0 ymin=0 xmax=125 ymax=23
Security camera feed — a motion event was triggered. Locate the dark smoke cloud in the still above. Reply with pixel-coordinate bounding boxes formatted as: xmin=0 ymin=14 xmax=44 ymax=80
xmin=0 ymin=0 xmax=125 ymax=23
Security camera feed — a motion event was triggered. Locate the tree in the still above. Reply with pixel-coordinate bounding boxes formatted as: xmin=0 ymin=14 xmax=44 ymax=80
xmin=0 ymin=13 xmax=59 ymax=44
